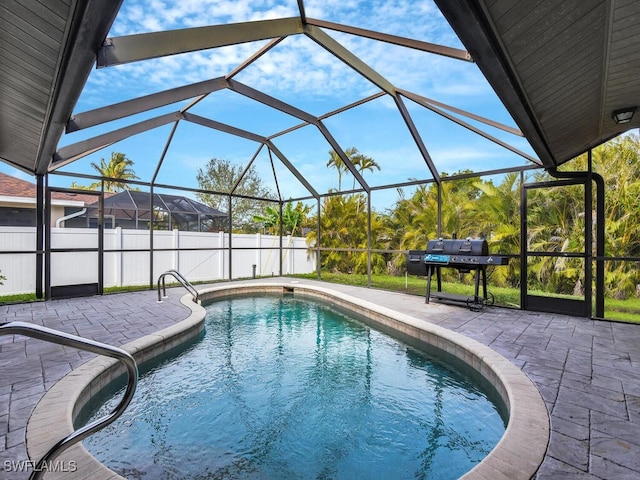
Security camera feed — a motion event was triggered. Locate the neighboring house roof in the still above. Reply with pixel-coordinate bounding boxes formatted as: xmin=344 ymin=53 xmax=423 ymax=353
xmin=0 ymin=172 xmax=110 ymax=205
xmin=89 ymin=190 xmax=227 ymax=220
xmin=0 ymin=173 xmax=225 ymax=221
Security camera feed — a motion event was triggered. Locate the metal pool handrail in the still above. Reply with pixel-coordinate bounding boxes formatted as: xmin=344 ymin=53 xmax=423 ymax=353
xmin=0 ymin=321 xmax=138 ymax=480
xmin=157 ymin=269 xmax=199 ymax=303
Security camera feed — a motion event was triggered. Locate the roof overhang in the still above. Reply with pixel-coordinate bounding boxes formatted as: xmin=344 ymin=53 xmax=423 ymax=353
xmin=3 ymin=1 xmax=640 ymax=176
xmin=435 ymin=0 xmax=640 ymax=168
xmin=0 ymin=0 xmax=122 ymax=176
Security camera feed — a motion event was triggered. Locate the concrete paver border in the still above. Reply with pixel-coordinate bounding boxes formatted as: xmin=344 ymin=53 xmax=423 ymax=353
xmin=24 ymin=294 xmax=206 ymax=480
xmin=25 ymin=281 xmax=549 ymax=479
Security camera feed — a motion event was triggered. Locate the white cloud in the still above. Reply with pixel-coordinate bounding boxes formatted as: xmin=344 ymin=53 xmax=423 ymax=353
xmin=68 ymin=0 xmax=531 ymax=195
xmin=88 ymin=0 xmax=485 ymax=109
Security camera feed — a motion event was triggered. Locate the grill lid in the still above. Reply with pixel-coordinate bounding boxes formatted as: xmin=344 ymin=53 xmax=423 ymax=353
xmin=426 ymin=238 xmax=488 ymax=256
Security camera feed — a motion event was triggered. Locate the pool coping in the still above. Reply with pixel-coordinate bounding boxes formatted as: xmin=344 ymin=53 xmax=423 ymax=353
xmin=26 ymin=281 xmax=549 ymax=480
xmin=25 ymin=293 xmax=206 ymax=480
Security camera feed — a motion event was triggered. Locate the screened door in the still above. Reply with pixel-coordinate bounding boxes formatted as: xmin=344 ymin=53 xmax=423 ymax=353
xmin=521 ymin=179 xmax=591 ymax=317
xmin=46 ymin=188 xmax=103 ymax=299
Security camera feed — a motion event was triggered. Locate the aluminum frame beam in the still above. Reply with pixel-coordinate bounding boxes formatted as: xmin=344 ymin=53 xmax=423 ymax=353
xmin=398 ymin=89 xmax=522 ymax=136
xmin=227 ymin=79 xmax=317 ymax=124
xmin=316 ymin=121 xmax=370 ymax=193
xmin=227 ymin=79 xmax=370 ymax=192
xmin=394 ymin=95 xmax=441 ymax=184
xmin=304 ymin=24 xmax=396 ymax=96
xmin=226 ymin=38 xmax=286 ymax=80
xmin=267 ymin=141 xmax=319 ymax=199
xmin=52 ymin=112 xmax=182 ymax=169
xmin=183 ymin=112 xmax=266 ymax=144
xmin=268 ymin=92 xmax=385 ymax=140
xmin=67 ymin=77 xmax=228 ymax=132
xmin=230 ymin=145 xmax=264 ymax=195
xmin=97 ymin=17 xmax=303 ymax=67
xmin=307 ymin=18 xmax=473 ymax=62
xmin=400 ymin=91 xmax=541 ymax=165
xmin=179 ymin=112 xmax=318 ymax=200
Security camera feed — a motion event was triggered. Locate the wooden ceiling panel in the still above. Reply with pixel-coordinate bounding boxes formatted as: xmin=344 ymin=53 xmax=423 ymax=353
xmin=3 ymin=0 xmax=640 ymax=174
xmin=438 ymin=0 xmax=640 ymax=166
xmin=0 ymin=0 xmax=122 ymax=174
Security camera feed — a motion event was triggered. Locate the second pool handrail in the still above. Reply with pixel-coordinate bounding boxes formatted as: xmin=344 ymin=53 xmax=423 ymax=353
xmin=157 ymin=269 xmax=199 ymax=303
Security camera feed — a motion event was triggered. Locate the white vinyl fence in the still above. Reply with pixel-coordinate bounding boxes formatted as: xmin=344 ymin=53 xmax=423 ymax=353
xmin=0 ymin=227 xmax=316 ymax=295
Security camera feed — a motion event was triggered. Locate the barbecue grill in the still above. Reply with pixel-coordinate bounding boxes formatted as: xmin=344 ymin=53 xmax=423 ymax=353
xmin=407 ymin=237 xmax=509 ymax=310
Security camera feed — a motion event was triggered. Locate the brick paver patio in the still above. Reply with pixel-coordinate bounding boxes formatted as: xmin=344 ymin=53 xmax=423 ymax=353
xmin=1 ymin=278 xmax=639 ymax=479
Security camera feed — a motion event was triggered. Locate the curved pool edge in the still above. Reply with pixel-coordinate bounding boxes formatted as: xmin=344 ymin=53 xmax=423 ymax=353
xmin=24 ymin=293 xmax=206 ymax=480
xmin=26 ymin=281 xmax=549 ymax=480
xmin=199 ymin=282 xmax=550 ymax=480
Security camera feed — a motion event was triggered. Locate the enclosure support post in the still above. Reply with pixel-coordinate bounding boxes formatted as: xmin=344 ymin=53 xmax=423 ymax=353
xmin=228 ymin=195 xmax=233 ymax=281
xmin=436 ymin=182 xmax=442 ymax=237
xmin=44 ymin=179 xmax=51 ymax=300
xmin=367 ymin=192 xmax=372 ymax=287
xmin=584 ymin=157 xmax=594 ymax=316
xmin=279 ymin=201 xmax=283 ymax=276
xmin=36 ymin=174 xmax=45 ymax=299
xmin=519 ymin=170 xmax=525 ymax=310
xmin=149 ymin=184 xmax=155 ymax=289
xmin=590 ymin=150 xmax=605 ymax=318
xmin=316 ymin=196 xmax=321 ymax=280
xmin=98 ymin=185 xmax=104 ymax=295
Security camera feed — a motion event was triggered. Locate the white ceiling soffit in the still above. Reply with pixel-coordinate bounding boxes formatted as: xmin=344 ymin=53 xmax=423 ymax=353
xmin=436 ymin=0 xmax=640 ymax=169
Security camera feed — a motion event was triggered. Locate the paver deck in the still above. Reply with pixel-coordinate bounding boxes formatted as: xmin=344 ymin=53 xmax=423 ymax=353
xmin=1 ymin=278 xmax=639 ymax=479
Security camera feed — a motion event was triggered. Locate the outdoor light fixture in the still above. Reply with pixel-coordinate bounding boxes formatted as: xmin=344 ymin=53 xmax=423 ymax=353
xmin=612 ymin=107 xmax=637 ymax=124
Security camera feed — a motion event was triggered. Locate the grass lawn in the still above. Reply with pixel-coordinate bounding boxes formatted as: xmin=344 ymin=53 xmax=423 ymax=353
xmin=290 ymin=272 xmax=640 ymax=324
xmin=0 ymin=293 xmax=39 ymax=304
xmin=2 ymin=274 xmax=639 ymax=323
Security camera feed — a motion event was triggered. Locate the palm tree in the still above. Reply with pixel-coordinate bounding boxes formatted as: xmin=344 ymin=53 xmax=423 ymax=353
xmin=385 ymin=185 xmax=438 ymax=272
xmin=327 ymin=147 xmax=381 ymax=191
xmin=351 ymin=150 xmax=380 ymax=190
xmin=90 ymin=152 xmax=139 ymax=192
xmin=471 ymin=173 xmax=522 ymax=286
xmin=306 ymin=194 xmax=386 ymax=274
xmin=326 ymin=149 xmax=348 ymax=191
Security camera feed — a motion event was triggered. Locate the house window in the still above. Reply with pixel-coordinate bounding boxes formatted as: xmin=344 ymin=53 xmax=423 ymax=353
xmin=0 ymin=207 xmax=36 ymax=227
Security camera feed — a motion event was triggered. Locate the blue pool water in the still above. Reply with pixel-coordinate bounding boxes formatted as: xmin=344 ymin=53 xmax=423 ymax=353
xmin=81 ymin=294 xmax=506 ymax=479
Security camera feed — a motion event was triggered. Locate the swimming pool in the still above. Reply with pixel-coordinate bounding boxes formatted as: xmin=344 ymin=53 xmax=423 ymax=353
xmin=80 ymin=292 xmax=506 ymax=479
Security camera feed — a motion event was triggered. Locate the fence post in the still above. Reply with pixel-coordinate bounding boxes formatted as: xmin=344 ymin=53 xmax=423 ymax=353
xmin=287 ymin=235 xmax=293 ymax=274
xmin=173 ymin=229 xmax=179 ymax=272
xmin=256 ymin=232 xmax=261 ymax=277
xmin=218 ymin=231 xmax=224 ymax=279
xmin=115 ymin=227 xmax=123 ymax=287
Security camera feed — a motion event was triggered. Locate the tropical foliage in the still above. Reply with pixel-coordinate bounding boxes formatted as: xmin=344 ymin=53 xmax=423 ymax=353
xmin=196 ymin=157 xmax=275 ymax=233
xmin=326 ymin=147 xmax=380 ymax=191
xmin=71 ymin=152 xmax=139 ymax=192
xmin=253 ymin=202 xmax=313 ymax=236
xmin=309 ymin=135 xmax=640 ymax=301
xmin=307 ymin=194 xmax=388 ymax=274
xmin=237 ymin=135 xmax=640 ymax=303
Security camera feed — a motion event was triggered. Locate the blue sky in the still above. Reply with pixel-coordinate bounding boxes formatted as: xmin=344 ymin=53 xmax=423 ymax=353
xmin=3 ymin=0 xmax=538 ymax=210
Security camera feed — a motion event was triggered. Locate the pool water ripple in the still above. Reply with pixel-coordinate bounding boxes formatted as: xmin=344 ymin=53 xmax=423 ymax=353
xmin=80 ymin=294 xmax=506 ymax=479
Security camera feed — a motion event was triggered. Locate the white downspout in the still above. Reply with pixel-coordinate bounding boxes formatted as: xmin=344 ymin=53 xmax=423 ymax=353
xmin=55 ymin=208 xmax=87 ymax=228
